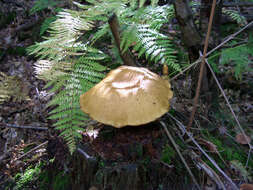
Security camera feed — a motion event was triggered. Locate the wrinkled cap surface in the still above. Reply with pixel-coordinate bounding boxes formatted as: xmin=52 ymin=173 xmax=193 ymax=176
xmin=80 ymin=66 xmax=173 ymax=128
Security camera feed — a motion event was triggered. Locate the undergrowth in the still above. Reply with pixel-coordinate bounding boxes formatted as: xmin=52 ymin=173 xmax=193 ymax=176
xmin=28 ymin=0 xmax=181 ymax=153
xmin=28 ymin=0 xmax=252 ymax=155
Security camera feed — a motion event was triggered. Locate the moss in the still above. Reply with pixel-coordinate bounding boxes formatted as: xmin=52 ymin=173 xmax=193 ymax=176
xmin=13 ymin=163 xmax=42 ymax=190
xmin=52 ymin=172 xmax=71 ymax=190
xmin=161 ymin=145 xmax=175 ymax=165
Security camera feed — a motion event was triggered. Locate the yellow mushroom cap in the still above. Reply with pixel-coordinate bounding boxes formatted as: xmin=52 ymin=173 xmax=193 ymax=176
xmin=80 ymin=66 xmax=173 ymax=128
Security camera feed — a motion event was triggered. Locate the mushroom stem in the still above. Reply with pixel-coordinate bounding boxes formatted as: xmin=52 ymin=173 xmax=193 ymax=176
xmin=108 ymin=14 xmax=138 ymax=67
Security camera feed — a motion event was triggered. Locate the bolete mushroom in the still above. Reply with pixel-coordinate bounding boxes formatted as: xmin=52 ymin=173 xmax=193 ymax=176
xmin=80 ymin=66 xmax=173 ymax=128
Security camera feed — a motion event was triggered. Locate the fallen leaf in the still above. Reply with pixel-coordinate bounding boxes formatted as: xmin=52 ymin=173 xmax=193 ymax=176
xmin=199 ymin=138 xmax=219 ymax=153
xmin=236 ymin=133 xmax=251 ymax=145
xmin=240 ymin=183 xmax=253 ymax=190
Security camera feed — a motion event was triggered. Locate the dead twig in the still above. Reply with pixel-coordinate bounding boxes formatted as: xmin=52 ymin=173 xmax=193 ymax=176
xmin=168 ymin=113 xmax=239 ymax=190
xmin=189 ymin=150 xmax=226 ymax=190
xmin=14 ymin=141 xmax=48 ymax=161
xmin=206 ymin=20 xmax=253 ymax=56
xmin=170 ymin=20 xmax=253 ymax=81
xmin=160 ymin=121 xmax=201 ymax=190
xmin=187 ymin=0 xmax=217 ymax=130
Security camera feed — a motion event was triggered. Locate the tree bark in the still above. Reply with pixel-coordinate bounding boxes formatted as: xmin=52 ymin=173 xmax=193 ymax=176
xmin=108 ymin=14 xmax=137 ymax=67
xmin=173 ymin=0 xmax=202 ymax=62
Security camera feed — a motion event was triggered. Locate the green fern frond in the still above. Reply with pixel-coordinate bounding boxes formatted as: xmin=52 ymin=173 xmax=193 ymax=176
xmin=121 ymin=5 xmax=175 ymax=30
xmin=222 ymin=8 xmax=247 ymax=27
xmin=49 ymin=10 xmax=94 ymax=40
xmin=30 ymin=0 xmax=59 ymax=15
xmin=34 ymin=60 xmax=72 ymax=81
xmin=45 ymin=54 xmax=106 ymax=153
xmin=28 ymin=4 xmax=109 ymax=153
xmin=90 ymin=24 xmax=110 ymax=45
xmin=40 ymin=16 xmax=57 ymax=36
xmin=122 ymin=24 xmax=180 ymax=71
xmin=74 ymin=0 xmax=128 ymax=18
xmin=220 ymin=39 xmax=253 ymax=80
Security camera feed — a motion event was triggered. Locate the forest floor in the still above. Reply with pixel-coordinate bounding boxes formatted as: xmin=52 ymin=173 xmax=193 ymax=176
xmin=0 ymin=1 xmax=253 ymax=190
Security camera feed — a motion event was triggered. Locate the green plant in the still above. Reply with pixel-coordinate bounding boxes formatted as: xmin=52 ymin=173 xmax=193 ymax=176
xmin=30 ymin=0 xmax=62 ymax=36
xmin=220 ymin=41 xmax=253 ymax=80
xmin=211 ymin=37 xmax=253 ymax=80
xmin=13 ymin=163 xmax=42 ymax=190
xmin=28 ymin=0 xmax=181 ymax=153
xmin=161 ymin=145 xmax=175 ymax=165
xmin=120 ymin=5 xmax=179 ymax=71
xmin=30 ymin=0 xmax=59 ymax=15
xmin=222 ymin=8 xmax=247 ymax=27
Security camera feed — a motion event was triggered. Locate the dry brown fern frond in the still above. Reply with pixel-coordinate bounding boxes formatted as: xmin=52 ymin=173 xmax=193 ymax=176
xmin=0 ymin=72 xmax=30 ymax=104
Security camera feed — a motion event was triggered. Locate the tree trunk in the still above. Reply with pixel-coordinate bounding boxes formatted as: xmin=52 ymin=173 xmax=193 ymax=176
xmin=173 ymin=0 xmax=202 ymax=62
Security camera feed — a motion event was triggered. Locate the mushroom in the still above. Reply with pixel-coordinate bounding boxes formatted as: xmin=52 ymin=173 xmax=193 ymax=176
xmin=80 ymin=66 xmax=173 ymax=128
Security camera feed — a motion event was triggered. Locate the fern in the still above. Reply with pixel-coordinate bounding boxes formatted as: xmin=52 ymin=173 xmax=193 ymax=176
xmin=40 ymin=16 xmax=58 ymax=36
xmin=222 ymin=8 xmax=247 ymax=27
xmin=119 ymin=4 xmax=179 ymax=71
xmin=28 ymin=0 xmax=181 ymax=153
xmin=27 ymin=4 xmax=109 ymax=153
xmin=30 ymin=0 xmax=59 ymax=15
xmin=126 ymin=5 xmax=175 ymax=29
xmin=220 ymin=40 xmax=253 ymax=80
xmin=121 ymin=24 xmax=180 ymax=71
xmin=30 ymin=47 xmax=107 ymax=153
xmin=48 ymin=61 xmax=105 ymax=153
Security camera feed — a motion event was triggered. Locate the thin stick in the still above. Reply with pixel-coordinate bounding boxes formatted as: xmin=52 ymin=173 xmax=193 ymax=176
xmin=0 ymin=122 xmax=48 ymax=130
xmin=170 ymin=59 xmax=200 ymax=81
xmin=15 ymin=141 xmax=48 ymax=161
xmin=189 ymin=150 xmax=226 ymax=190
xmin=168 ymin=114 xmax=239 ymax=190
xmin=170 ymin=20 xmax=253 ymax=81
xmin=206 ymin=21 xmax=253 ymax=56
xmin=160 ymin=121 xmax=201 ymax=190
xmin=187 ymin=0 xmax=217 ymax=130
xmin=108 ymin=14 xmax=137 ymax=67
